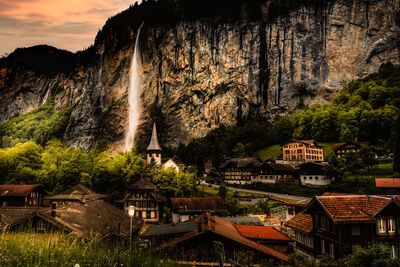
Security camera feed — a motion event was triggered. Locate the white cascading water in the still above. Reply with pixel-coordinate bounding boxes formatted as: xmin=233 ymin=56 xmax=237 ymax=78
xmin=125 ymin=23 xmax=144 ymax=152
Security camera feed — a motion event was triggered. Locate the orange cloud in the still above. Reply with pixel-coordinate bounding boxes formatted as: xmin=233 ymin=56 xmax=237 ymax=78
xmin=0 ymin=0 xmax=140 ymax=55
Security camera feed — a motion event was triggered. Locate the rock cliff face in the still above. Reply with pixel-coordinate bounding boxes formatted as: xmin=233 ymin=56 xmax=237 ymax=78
xmin=0 ymin=0 xmax=399 ymax=151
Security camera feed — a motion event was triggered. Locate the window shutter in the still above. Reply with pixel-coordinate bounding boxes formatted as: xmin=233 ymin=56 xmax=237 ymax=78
xmin=376 ymin=220 xmax=380 ymax=235
xmin=396 ymin=218 xmax=400 ymax=234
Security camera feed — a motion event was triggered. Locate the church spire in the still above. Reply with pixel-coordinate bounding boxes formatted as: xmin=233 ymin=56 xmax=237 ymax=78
xmin=147 ymin=123 xmax=162 ymax=151
xmin=146 ymin=123 xmax=162 ymax=165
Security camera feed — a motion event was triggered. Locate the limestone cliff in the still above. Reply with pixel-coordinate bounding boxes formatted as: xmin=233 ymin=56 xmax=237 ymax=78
xmin=0 ymin=0 xmax=399 ymax=151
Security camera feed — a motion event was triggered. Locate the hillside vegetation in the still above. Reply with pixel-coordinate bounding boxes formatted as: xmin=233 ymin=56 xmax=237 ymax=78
xmin=179 ymin=63 xmax=400 ymax=171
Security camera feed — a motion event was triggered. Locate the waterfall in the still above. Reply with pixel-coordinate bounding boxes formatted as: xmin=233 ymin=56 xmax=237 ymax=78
xmin=125 ymin=23 xmax=144 ymax=152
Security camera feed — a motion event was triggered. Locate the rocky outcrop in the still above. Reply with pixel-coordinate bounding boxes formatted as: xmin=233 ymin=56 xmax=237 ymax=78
xmin=0 ymin=0 xmax=399 ymax=151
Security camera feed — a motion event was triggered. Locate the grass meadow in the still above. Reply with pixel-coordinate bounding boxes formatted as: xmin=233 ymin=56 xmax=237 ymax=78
xmin=0 ymin=231 xmax=177 ymax=267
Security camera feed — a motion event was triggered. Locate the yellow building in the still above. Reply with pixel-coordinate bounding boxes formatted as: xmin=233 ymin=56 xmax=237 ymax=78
xmin=282 ymin=140 xmax=324 ymax=164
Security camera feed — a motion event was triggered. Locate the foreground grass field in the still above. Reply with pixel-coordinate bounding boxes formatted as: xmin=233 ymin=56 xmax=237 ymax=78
xmin=0 ymin=232 xmax=176 ymax=267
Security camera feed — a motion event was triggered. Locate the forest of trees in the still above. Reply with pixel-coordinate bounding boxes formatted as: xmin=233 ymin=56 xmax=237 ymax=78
xmin=178 ymin=63 xmax=400 ymax=171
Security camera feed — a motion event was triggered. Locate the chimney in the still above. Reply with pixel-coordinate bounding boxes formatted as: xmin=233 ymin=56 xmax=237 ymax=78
xmin=51 ymin=202 xmax=56 ymax=217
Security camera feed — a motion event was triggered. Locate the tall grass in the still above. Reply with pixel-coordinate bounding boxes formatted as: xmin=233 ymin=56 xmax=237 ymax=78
xmin=0 ymin=231 xmax=177 ymax=266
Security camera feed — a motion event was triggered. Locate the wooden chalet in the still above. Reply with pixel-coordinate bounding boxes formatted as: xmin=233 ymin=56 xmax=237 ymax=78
xmin=220 ymin=157 xmax=260 ymax=185
xmin=0 ymin=185 xmax=143 ymax=240
xmin=0 ymin=185 xmax=48 ymax=207
xmin=46 ymin=184 xmax=110 ymax=204
xmin=297 ymin=162 xmax=332 ymax=187
xmin=156 ymin=212 xmax=289 ymax=263
xmin=333 ymin=141 xmax=383 ymax=158
xmin=119 ymin=178 xmax=166 ymax=223
xmin=171 ymin=197 xmax=226 ymax=223
xmin=286 ymin=193 xmax=400 ymax=259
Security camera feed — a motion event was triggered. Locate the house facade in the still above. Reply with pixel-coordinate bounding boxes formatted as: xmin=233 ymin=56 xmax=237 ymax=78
xmin=282 ymin=140 xmax=324 ymax=164
xmin=119 ymin=178 xmax=166 ymax=223
xmin=298 ymin=162 xmax=332 ymax=187
xmin=286 ymin=193 xmax=400 ymax=259
xmin=0 ymin=185 xmax=48 ymax=207
xmin=220 ymin=158 xmax=298 ymax=185
xmin=171 ymin=197 xmax=226 ymax=223
xmin=333 ymin=141 xmax=383 ymax=158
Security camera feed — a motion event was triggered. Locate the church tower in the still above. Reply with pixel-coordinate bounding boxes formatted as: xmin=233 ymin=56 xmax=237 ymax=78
xmin=146 ymin=123 xmax=162 ymax=165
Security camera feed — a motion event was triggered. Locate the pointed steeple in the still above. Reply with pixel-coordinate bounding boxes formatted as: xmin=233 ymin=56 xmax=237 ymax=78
xmin=146 ymin=123 xmax=162 ymax=151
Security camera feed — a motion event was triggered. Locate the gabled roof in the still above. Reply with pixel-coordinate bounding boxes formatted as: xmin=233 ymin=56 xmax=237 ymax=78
xmin=0 ymin=200 xmax=143 ymax=239
xmin=157 ymin=212 xmax=289 ymax=262
xmin=46 ymin=184 xmax=109 ymax=202
xmin=171 ymin=197 xmax=226 ymax=213
xmin=220 ymin=157 xmax=261 ymax=169
xmin=375 ymin=178 xmax=400 ymax=188
xmin=289 ymin=139 xmax=321 ymax=147
xmin=147 ymin=123 xmax=162 ymax=151
xmin=0 ymin=185 xmax=46 ymax=197
xmin=333 ymin=141 xmax=370 ymax=151
xmin=285 ymin=212 xmax=313 ymax=233
xmin=234 ymin=224 xmax=292 ymax=241
xmin=127 ymin=178 xmax=158 ymax=190
xmin=305 ymin=195 xmax=391 ymax=222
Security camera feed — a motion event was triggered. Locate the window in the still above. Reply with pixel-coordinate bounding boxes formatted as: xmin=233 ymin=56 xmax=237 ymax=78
xmin=388 ymin=218 xmax=396 ymax=234
xmin=135 ymin=192 xmax=140 ymax=198
xmin=142 ymin=211 xmax=147 ymax=218
xmin=36 ymin=220 xmax=46 ymax=231
xmin=151 ymin=211 xmax=156 ymax=219
xmin=288 ymin=208 xmax=295 ymax=215
xmin=315 ymin=176 xmax=319 ymax=180
xmin=285 ymin=150 xmax=289 ymax=154
xmin=378 ymin=218 xmax=386 ymax=234
xmin=351 ymin=225 xmax=360 ymax=235
xmin=320 ymin=215 xmax=327 ymax=230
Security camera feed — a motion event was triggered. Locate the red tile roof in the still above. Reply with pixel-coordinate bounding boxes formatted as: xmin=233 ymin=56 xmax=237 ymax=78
xmin=0 ymin=185 xmax=44 ymax=197
xmin=316 ymin=195 xmax=391 ymax=222
xmin=375 ymin=178 xmax=400 ymax=188
xmin=285 ymin=212 xmax=313 ymax=233
xmin=171 ymin=197 xmax=226 ymax=213
xmin=234 ymin=224 xmax=292 ymax=241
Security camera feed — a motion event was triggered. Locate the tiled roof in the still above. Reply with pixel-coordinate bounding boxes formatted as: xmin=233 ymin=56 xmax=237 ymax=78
xmin=0 ymin=185 xmax=45 ymax=197
xmin=234 ymin=224 xmax=292 ymax=241
xmin=0 ymin=200 xmax=143 ymax=239
xmin=46 ymin=184 xmax=109 ymax=202
xmin=127 ymin=178 xmax=159 ymax=190
xmin=375 ymin=178 xmax=400 ymax=188
xmin=220 ymin=157 xmax=261 ymax=169
xmin=315 ymin=195 xmax=391 ymax=222
xmin=171 ymin=197 xmax=226 ymax=213
xmin=285 ymin=212 xmax=313 ymax=233
xmin=157 ymin=213 xmax=289 ymax=262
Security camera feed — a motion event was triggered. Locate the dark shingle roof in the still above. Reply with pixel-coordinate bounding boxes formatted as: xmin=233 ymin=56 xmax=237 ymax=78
xmin=142 ymin=221 xmax=197 ymax=237
xmin=46 ymin=184 xmax=108 ymax=202
xmin=0 ymin=185 xmax=45 ymax=197
xmin=127 ymin=178 xmax=159 ymax=190
xmin=285 ymin=212 xmax=313 ymax=233
xmin=220 ymin=157 xmax=261 ymax=169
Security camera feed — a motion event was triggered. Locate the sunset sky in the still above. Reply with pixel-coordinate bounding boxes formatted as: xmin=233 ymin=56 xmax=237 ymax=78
xmin=0 ymin=0 xmax=136 ymax=56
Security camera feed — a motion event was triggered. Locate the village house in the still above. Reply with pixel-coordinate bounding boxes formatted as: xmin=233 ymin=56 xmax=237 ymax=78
xmin=286 ymin=193 xmax=400 ymax=259
xmin=282 ymin=140 xmax=324 ymax=164
xmin=220 ymin=157 xmax=260 ymax=185
xmin=0 ymin=184 xmax=48 ymax=207
xmin=46 ymin=184 xmax=110 ymax=204
xmin=171 ymin=197 xmax=226 ymax=223
xmin=119 ymin=178 xmax=166 ymax=223
xmin=0 ymin=185 xmax=143 ymax=241
xmin=297 ymin=162 xmax=332 ymax=187
xmin=252 ymin=161 xmax=297 ymax=184
xmin=156 ymin=212 xmax=289 ymax=263
xmin=333 ymin=141 xmax=383 ymax=158
xmin=220 ymin=158 xmax=298 ymax=185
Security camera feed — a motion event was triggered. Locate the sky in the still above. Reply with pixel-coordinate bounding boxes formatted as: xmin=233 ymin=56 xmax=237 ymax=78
xmin=0 ymin=0 xmax=137 ymax=56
